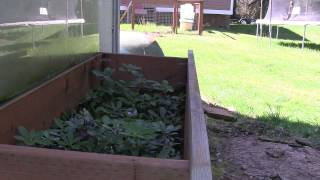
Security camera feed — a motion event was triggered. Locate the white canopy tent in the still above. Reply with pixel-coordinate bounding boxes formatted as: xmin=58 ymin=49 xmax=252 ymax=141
xmin=256 ymin=0 xmax=320 ymax=49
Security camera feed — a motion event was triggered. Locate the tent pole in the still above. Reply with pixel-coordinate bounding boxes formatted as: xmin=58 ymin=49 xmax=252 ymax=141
xmin=269 ymin=0 xmax=273 ymax=47
xmin=276 ymin=25 xmax=279 ymax=39
xmin=259 ymin=0 xmax=263 ymax=38
xmin=269 ymin=24 xmax=272 ymax=47
xmin=256 ymin=23 xmax=259 ymax=42
xmin=260 ymin=0 xmax=263 ymax=20
xmin=302 ymin=25 xmax=307 ymax=50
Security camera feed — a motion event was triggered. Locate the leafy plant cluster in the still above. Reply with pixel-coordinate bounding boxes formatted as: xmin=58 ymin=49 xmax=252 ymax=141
xmin=15 ymin=64 xmax=185 ymax=159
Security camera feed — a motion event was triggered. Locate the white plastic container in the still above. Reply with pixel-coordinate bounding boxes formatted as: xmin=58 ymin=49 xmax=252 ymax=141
xmin=179 ymin=4 xmax=195 ymax=31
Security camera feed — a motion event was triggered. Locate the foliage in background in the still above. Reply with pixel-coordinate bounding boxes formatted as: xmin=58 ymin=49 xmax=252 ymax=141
xmin=234 ymin=0 xmax=269 ymax=19
xmin=15 ymin=64 xmax=185 ymax=159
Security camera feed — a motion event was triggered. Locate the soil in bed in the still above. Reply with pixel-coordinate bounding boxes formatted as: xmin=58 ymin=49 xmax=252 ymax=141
xmin=205 ymin=103 xmax=320 ymax=180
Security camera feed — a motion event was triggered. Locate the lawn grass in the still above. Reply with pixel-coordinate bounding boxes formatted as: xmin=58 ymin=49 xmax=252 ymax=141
xmin=121 ymin=24 xmax=320 ymax=141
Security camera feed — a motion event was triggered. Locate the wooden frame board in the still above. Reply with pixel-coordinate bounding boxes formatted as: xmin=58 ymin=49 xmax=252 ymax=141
xmin=0 ymin=52 xmax=211 ymax=180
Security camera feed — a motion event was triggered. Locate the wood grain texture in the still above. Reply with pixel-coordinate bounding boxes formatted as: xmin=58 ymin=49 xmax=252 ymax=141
xmin=0 ymin=53 xmax=187 ymax=144
xmin=102 ymin=53 xmax=188 ymax=90
xmin=0 ymin=54 xmax=102 ymax=144
xmin=0 ymin=144 xmax=189 ymax=180
xmin=187 ymin=50 xmax=212 ymax=180
xmin=0 ymin=52 xmax=214 ymax=179
xmin=0 ymin=53 xmax=190 ymax=180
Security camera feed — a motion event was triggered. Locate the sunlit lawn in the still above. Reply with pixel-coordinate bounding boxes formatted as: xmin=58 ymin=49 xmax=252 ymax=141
xmin=122 ymin=24 xmax=320 ymax=140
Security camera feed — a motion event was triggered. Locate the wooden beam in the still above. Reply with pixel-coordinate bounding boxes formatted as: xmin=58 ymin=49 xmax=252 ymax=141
xmin=173 ymin=0 xmax=177 ymax=33
xmin=198 ymin=2 xmax=204 ymax=35
xmin=0 ymin=144 xmax=189 ymax=180
xmin=173 ymin=0 xmax=179 ymax=34
xmin=187 ymin=50 xmax=212 ymax=180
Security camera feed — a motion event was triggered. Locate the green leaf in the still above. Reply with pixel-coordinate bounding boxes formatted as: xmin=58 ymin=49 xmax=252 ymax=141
xmin=159 ymin=107 xmax=167 ymax=119
xmin=17 ymin=126 xmax=29 ymax=137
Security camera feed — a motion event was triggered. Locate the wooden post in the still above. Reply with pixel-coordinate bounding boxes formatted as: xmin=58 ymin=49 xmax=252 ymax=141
xmin=131 ymin=0 xmax=135 ymax=30
xmin=175 ymin=1 xmax=179 ymax=34
xmin=187 ymin=50 xmax=212 ymax=180
xmin=173 ymin=0 xmax=177 ymax=33
xmin=198 ymin=2 xmax=204 ymax=35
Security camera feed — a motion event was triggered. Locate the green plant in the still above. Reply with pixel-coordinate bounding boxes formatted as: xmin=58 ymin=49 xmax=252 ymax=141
xmin=15 ymin=64 xmax=185 ymax=159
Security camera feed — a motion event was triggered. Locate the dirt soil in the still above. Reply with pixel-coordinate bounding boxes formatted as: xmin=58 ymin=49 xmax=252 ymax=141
xmin=207 ymin=116 xmax=320 ymax=180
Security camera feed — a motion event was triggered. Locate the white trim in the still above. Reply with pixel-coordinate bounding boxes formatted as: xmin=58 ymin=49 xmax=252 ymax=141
xmin=256 ymin=19 xmax=320 ymax=26
xmin=203 ymin=9 xmax=233 ymax=15
xmin=155 ymin=7 xmax=173 ymax=13
xmin=120 ymin=5 xmax=128 ymax=11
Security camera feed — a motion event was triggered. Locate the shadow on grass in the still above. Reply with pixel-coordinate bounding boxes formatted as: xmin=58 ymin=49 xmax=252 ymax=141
xmin=278 ymin=42 xmax=320 ymax=51
xmin=257 ymin=113 xmax=319 ymax=139
xmin=0 ymin=28 xmax=30 ymax=41
xmin=0 ymin=41 xmax=49 ymax=53
xmin=207 ymin=25 xmax=307 ymax=41
xmin=207 ymin=103 xmax=320 ymax=144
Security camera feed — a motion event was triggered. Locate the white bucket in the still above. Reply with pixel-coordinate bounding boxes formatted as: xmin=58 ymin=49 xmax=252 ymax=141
xmin=180 ymin=4 xmax=195 ymax=30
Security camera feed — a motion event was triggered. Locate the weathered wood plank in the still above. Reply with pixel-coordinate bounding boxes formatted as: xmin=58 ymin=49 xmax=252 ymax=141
xmin=187 ymin=50 xmax=212 ymax=180
xmin=0 ymin=54 xmax=102 ymax=144
xmin=0 ymin=53 xmax=187 ymax=144
xmin=102 ymin=53 xmax=188 ymax=90
xmin=0 ymin=144 xmax=189 ymax=180
xmin=0 ymin=53 xmax=190 ymax=180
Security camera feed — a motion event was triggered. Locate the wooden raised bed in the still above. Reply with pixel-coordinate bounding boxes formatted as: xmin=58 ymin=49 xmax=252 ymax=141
xmin=0 ymin=51 xmax=212 ymax=180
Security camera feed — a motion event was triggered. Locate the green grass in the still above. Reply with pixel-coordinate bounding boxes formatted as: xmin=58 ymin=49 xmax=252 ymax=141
xmin=121 ymin=24 xmax=320 ymax=141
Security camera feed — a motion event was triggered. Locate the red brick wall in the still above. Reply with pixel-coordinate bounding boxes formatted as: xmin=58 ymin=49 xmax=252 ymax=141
xmin=204 ymin=0 xmax=231 ymax=10
xmin=204 ymin=14 xmax=230 ymax=28
xmin=121 ymin=0 xmax=232 ymax=11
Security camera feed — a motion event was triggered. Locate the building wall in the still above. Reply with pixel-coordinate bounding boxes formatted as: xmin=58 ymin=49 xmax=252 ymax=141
xmin=120 ymin=0 xmax=232 ymax=27
xmin=121 ymin=0 xmax=233 ymax=11
xmin=204 ymin=0 xmax=232 ymax=10
xmin=204 ymin=14 xmax=230 ymax=28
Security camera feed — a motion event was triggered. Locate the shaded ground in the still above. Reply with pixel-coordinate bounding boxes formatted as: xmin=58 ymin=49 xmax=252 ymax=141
xmin=207 ymin=114 xmax=320 ymax=180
